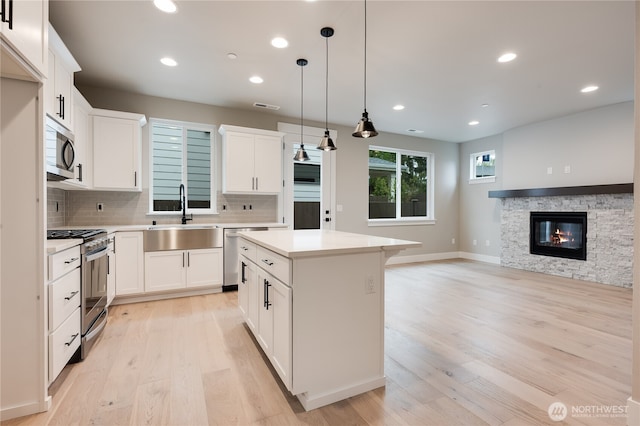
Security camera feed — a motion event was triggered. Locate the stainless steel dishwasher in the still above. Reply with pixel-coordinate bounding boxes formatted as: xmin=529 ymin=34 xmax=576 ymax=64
xmin=223 ymin=227 xmax=268 ymax=291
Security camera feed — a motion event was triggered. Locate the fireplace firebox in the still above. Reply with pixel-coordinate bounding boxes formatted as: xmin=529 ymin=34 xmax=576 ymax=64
xmin=530 ymin=212 xmax=587 ymax=260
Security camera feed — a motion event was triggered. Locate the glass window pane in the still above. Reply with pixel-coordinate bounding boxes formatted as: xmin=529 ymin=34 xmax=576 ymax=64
xmin=369 ymin=150 xmax=397 ymax=219
xmin=152 ymin=123 xmax=182 ymax=211
xmin=473 ymin=151 xmax=495 ymax=178
xmin=186 ymin=129 xmax=211 ymax=209
xmin=400 ymin=154 xmax=427 ymax=217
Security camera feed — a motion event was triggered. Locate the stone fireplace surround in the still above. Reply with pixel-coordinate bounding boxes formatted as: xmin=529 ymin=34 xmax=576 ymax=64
xmin=489 ymin=184 xmax=633 ymax=288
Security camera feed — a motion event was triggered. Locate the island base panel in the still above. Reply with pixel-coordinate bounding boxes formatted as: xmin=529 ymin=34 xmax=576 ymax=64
xmin=297 ymin=376 xmax=386 ymax=411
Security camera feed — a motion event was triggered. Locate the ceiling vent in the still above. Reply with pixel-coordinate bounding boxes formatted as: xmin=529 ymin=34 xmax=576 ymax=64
xmin=253 ymin=102 xmax=280 ymax=111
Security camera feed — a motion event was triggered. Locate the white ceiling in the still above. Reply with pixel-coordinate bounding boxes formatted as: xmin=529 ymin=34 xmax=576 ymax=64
xmin=49 ymin=0 xmax=635 ymax=143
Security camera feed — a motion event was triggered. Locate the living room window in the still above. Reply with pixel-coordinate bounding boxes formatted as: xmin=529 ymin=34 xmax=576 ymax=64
xmin=149 ymin=118 xmax=216 ymax=214
xmin=469 ymin=150 xmax=496 ymax=183
xmin=368 ymin=146 xmax=434 ymax=225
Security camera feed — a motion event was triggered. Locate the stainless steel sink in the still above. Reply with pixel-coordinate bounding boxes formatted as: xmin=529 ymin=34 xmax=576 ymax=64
xmin=144 ymin=226 xmax=223 ymax=251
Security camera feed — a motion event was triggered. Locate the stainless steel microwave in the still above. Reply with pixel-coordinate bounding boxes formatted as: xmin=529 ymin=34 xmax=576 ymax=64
xmin=45 ymin=117 xmax=75 ymax=181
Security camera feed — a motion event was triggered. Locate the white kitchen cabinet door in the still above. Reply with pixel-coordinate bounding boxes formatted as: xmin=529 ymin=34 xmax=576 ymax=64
xmin=106 ymin=235 xmax=116 ymax=306
xmin=270 ymin=277 xmax=292 ymax=390
xmin=222 ymin=132 xmax=254 ymax=193
xmin=92 ymin=110 xmax=146 ymax=191
xmin=244 ymin=257 xmax=258 ymax=332
xmin=186 ymin=248 xmax=222 ymax=288
xmin=44 ymin=25 xmax=80 ymax=131
xmin=238 ymin=258 xmax=250 ymax=318
xmin=253 ymin=135 xmax=282 ymax=193
xmin=220 ymin=125 xmax=284 ymax=195
xmin=145 ymin=251 xmax=187 ymax=292
xmin=0 ymin=0 xmax=48 ymax=79
xmin=115 ymin=232 xmax=144 ymax=295
xmin=256 ymin=269 xmax=274 ymax=355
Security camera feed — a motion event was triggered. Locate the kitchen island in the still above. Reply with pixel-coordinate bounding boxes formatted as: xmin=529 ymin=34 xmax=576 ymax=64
xmin=237 ymin=229 xmax=420 ymax=411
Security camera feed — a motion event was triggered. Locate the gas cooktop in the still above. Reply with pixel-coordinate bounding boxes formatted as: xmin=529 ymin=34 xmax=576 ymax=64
xmin=47 ymin=229 xmax=106 ymax=240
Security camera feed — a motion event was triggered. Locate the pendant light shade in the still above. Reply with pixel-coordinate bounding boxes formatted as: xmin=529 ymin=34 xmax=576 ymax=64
xmin=353 ymin=0 xmax=378 ymax=138
xmin=294 ymin=58 xmax=310 ymax=162
xmin=318 ymin=27 xmax=337 ymax=151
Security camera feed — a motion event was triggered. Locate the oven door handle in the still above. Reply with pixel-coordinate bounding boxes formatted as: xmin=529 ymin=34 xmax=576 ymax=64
xmin=85 ymin=308 xmax=107 ymax=341
xmin=85 ymin=246 xmax=108 ymax=262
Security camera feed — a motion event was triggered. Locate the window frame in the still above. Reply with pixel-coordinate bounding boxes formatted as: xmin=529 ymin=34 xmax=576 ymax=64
xmin=469 ymin=149 xmax=496 ymax=184
xmin=148 ymin=118 xmax=217 ymax=216
xmin=368 ymin=145 xmax=435 ymax=226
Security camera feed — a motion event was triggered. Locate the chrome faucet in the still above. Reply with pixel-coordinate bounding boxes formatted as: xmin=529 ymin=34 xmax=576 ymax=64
xmin=179 ymin=184 xmax=192 ymax=225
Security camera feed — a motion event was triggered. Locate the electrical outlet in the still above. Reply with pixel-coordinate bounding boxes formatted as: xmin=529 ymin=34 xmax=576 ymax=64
xmin=97 ymin=203 xmax=104 ymax=212
xmin=365 ymin=275 xmax=376 ymax=294
xmin=547 ymin=166 xmax=553 ymax=175
xmin=451 ymin=238 xmax=455 ymax=244
xmin=485 ymin=239 xmax=490 ymax=246
xmin=564 ymin=165 xmax=571 ymax=174
xmin=473 ymin=239 xmax=477 ymax=246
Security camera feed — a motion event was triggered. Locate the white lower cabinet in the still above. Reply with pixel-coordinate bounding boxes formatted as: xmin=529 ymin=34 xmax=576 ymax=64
xmin=239 ymin=241 xmax=292 ymax=390
xmin=114 ymin=232 xmax=144 ymax=296
xmin=145 ymin=248 xmax=223 ymax=293
xmin=106 ymin=233 xmax=116 ymax=306
xmin=47 ymin=244 xmax=82 ymax=384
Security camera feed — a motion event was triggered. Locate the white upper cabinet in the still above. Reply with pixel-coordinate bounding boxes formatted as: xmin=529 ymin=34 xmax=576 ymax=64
xmin=0 ymin=0 xmax=48 ymax=81
xmin=45 ymin=24 xmax=80 ymax=130
xmin=219 ymin=125 xmax=284 ymax=194
xmin=91 ymin=108 xmax=146 ymax=191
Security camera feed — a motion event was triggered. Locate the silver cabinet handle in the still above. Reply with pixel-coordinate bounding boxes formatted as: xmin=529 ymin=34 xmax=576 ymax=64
xmin=64 ymin=333 xmax=79 ymax=347
xmin=64 ymin=257 xmax=79 ymax=264
xmin=64 ymin=290 xmax=79 ymax=300
xmin=261 ymin=259 xmax=274 ymax=266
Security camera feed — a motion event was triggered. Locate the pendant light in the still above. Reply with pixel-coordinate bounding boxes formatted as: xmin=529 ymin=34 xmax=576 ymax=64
xmin=294 ymin=58 xmax=310 ymax=162
xmin=352 ymin=0 xmax=378 ymax=138
xmin=318 ymin=27 xmax=337 ymax=151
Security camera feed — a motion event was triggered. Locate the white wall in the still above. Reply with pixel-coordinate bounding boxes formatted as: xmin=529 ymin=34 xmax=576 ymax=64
xmin=458 ymin=134 xmax=503 ymax=257
xmin=503 ymin=102 xmax=633 ymax=189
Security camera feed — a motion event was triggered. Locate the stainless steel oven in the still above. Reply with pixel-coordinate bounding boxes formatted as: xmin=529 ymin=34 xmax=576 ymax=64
xmin=48 ymin=229 xmax=109 ymax=359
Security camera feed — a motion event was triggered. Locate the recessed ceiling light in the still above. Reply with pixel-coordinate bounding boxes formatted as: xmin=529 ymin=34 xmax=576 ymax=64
xmin=249 ymin=76 xmax=264 ymax=84
xmin=407 ymin=129 xmax=424 ymax=134
xmin=481 ymin=103 xmax=489 ymax=108
xmin=160 ymin=57 xmax=177 ymax=67
xmin=271 ymin=37 xmax=289 ymax=48
xmin=227 ymin=53 xmax=237 ymax=60
xmin=393 ymin=105 xmax=405 ymax=111
xmin=497 ymin=52 xmax=517 ymax=63
xmin=468 ymin=120 xmax=480 ymax=126
xmin=581 ymin=85 xmax=599 ymax=93
xmin=153 ymin=0 xmax=177 ymax=13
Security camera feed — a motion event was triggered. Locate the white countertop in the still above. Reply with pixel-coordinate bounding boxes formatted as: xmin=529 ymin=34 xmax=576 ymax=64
xmin=238 ymin=229 xmax=421 ymax=258
xmin=46 ymin=239 xmax=83 ymax=254
xmin=49 ymin=222 xmax=289 ymax=235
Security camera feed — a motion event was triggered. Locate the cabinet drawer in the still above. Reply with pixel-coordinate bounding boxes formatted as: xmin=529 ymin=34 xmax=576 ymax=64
xmin=238 ymin=239 xmax=257 ymax=264
xmin=48 ymin=246 xmax=81 ymax=281
xmin=48 ymin=268 xmax=81 ymax=331
xmin=257 ymin=247 xmax=291 ymax=286
xmin=49 ymin=307 xmax=81 ymax=383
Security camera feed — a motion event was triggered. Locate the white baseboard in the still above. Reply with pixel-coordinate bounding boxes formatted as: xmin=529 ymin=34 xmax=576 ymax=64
xmin=628 ymin=397 xmax=640 ymax=426
xmin=385 ymin=251 xmax=500 ymax=266
xmin=1 ymin=396 xmax=50 ymax=421
xmin=459 ymin=251 xmax=501 ymax=264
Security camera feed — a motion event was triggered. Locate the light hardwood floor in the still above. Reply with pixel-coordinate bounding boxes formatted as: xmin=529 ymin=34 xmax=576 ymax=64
xmin=3 ymin=260 xmax=632 ymax=426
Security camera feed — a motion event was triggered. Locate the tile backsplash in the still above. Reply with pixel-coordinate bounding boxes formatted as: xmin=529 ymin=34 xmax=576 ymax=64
xmin=47 ymin=187 xmax=278 ymax=228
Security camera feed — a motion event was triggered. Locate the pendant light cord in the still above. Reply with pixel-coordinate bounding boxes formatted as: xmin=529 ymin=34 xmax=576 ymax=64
xmin=300 ymin=61 xmax=304 ymax=147
xmin=363 ymin=0 xmax=367 ymax=111
xmin=325 ymin=34 xmax=329 ymax=130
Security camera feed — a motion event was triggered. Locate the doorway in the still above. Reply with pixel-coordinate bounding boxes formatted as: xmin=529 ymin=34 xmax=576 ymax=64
xmin=278 ymin=122 xmax=336 ymax=230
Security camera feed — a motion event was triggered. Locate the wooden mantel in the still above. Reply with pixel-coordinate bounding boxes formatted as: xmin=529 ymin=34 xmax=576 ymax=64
xmin=488 ymin=183 xmax=633 ymax=198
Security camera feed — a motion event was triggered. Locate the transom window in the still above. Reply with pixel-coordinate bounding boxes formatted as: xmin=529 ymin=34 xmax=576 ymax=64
xmin=469 ymin=150 xmax=496 ymax=183
xmin=368 ymin=146 xmax=434 ymax=223
xmin=149 ymin=118 xmax=216 ymax=214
